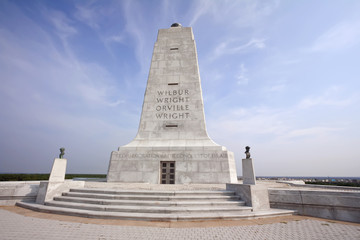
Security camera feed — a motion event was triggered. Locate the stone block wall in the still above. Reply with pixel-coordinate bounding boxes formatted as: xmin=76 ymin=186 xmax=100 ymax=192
xmin=0 ymin=181 xmax=40 ymax=205
xmin=269 ymin=188 xmax=360 ymax=223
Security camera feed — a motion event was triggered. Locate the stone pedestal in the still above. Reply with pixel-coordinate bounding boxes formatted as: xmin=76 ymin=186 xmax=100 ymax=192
xmin=242 ymin=158 xmax=256 ymax=185
xmin=48 ymin=158 xmax=67 ymax=182
xmin=35 ymin=180 xmax=84 ymax=204
xmin=36 ymin=158 xmax=82 ymax=205
xmin=226 ymin=184 xmax=270 ymax=211
xmin=107 ymin=24 xmax=237 ymax=184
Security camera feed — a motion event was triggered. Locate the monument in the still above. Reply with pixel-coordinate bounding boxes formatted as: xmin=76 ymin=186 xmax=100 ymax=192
xmin=107 ymin=23 xmax=237 ymax=184
xmin=36 ymin=148 xmax=68 ymax=204
xmin=242 ymin=146 xmax=256 ymax=185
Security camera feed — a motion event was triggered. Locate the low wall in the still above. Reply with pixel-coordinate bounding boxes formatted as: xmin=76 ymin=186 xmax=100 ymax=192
xmin=36 ymin=180 xmax=85 ymax=204
xmin=0 ymin=181 xmax=40 ymax=205
xmin=269 ymin=188 xmax=360 ymax=223
xmin=226 ymin=183 xmax=270 ymax=211
xmin=2 ymin=180 xmax=360 ymax=223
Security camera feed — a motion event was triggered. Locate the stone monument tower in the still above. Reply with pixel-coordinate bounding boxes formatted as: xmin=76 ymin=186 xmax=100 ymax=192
xmin=107 ymin=23 xmax=237 ymax=184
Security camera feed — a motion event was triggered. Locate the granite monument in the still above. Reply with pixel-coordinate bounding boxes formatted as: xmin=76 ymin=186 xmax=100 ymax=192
xmin=107 ymin=24 xmax=237 ymax=184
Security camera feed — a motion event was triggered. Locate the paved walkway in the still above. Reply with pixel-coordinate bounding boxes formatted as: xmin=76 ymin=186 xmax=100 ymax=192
xmin=1 ymin=207 xmax=359 ymax=240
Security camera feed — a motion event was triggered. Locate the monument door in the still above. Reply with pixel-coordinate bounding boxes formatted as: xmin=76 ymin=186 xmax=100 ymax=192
xmin=160 ymin=161 xmax=175 ymax=184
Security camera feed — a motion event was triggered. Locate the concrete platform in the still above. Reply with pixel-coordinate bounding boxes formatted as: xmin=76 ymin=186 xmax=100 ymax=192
xmin=16 ymin=201 xmax=294 ymax=221
xmin=1 ymin=206 xmax=360 ymax=240
xmin=15 ymin=185 xmax=296 ymax=221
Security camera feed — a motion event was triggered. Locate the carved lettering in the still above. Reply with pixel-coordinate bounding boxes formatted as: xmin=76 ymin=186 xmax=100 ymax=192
xmin=155 ymin=89 xmax=191 ymax=119
xmin=156 ymin=90 xmax=189 ymax=96
xmin=156 ymin=113 xmax=190 ymax=119
xmin=114 ymin=152 xmax=228 ymax=159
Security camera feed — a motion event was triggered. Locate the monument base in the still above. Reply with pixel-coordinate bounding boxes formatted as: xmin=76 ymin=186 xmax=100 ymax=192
xmin=36 ymin=158 xmax=85 ymax=205
xmin=226 ymin=183 xmax=270 ymax=211
xmin=107 ymin=145 xmax=237 ymax=184
xmin=36 ymin=180 xmax=84 ymax=204
xmin=48 ymin=158 xmax=67 ymax=182
xmin=242 ymin=158 xmax=256 ymax=185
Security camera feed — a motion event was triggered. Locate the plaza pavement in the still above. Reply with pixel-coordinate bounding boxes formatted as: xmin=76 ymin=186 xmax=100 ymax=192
xmin=1 ymin=206 xmax=359 ymax=240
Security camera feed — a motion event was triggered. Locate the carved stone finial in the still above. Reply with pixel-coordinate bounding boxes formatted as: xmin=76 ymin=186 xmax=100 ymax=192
xmin=245 ymin=146 xmax=250 ymax=159
xmin=59 ymin=148 xmax=65 ymax=159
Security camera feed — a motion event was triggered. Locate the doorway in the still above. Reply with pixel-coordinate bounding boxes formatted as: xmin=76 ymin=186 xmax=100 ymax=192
xmin=160 ymin=161 xmax=175 ymax=184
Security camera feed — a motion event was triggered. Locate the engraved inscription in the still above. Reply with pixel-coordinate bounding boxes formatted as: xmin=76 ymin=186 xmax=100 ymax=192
xmin=113 ymin=152 xmax=228 ymax=159
xmin=155 ymin=89 xmax=190 ymax=119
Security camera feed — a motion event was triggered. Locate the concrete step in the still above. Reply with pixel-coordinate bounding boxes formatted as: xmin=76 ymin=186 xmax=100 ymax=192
xmin=16 ymin=201 xmax=296 ymax=221
xmin=45 ymin=200 xmax=253 ymax=214
xmin=53 ymin=196 xmax=246 ymax=207
xmin=16 ymin=187 xmax=297 ymax=221
xmin=69 ymin=188 xmax=236 ymax=196
xmin=62 ymin=192 xmax=240 ymax=201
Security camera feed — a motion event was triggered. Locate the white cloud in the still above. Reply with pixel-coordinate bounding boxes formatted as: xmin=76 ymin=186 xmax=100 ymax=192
xmin=286 ymin=127 xmax=343 ymax=138
xmin=208 ymin=107 xmax=290 ymax=138
xmin=120 ymin=0 xmax=152 ymax=74
xmin=265 ymin=84 xmax=285 ymax=92
xmin=46 ymin=10 xmax=77 ymax=40
xmin=236 ymin=63 xmax=249 ymax=85
xmin=310 ymin=21 xmax=360 ymax=52
xmin=188 ymin=0 xmax=214 ymax=26
xmin=0 ymin=8 xmax=123 ymax=108
xmin=74 ymin=2 xmax=120 ymax=30
xmin=106 ymin=35 xmax=125 ymax=44
xmin=75 ymin=4 xmax=99 ymax=29
xmin=298 ymin=86 xmax=354 ymax=109
xmin=189 ymin=0 xmax=279 ymax=27
xmin=206 ymin=100 xmax=358 ymax=176
xmin=210 ymin=38 xmax=266 ymax=60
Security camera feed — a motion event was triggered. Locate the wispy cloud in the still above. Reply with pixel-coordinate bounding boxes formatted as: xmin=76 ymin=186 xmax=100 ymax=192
xmin=264 ymin=84 xmax=286 ymax=92
xmin=208 ymin=106 xmax=290 ymax=138
xmin=47 ymin=9 xmax=77 ymax=40
xmin=120 ymin=0 xmax=153 ymax=74
xmin=74 ymin=62 xmax=124 ymax=107
xmin=0 ymin=5 xmax=124 ymax=108
xmin=236 ymin=63 xmax=249 ymax=85
xmin=310 ymin=21 xmax=360 ymax=52
xmin=75 ymin=4 xmax=100 ymax=29
xmin=286 ymin=127 xmax=343 ymax=138
xmin=105 ymin=35 xmax=125 ymax=44
xmin=189 ymin=0 xmax=279 ymax=27
xmin=188 ymin=0 xmax=216 ymax=26
xmin=210 ymin=38 xmax=266 ymax=60
xmin=298 ymin=86 xmax=354 ymax=109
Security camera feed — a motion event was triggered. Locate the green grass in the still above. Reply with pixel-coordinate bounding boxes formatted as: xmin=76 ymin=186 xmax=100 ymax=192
xmin=0 ymin=174 xmax=106 ymax=181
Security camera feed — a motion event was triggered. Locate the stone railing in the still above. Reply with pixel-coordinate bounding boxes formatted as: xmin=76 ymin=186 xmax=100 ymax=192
xmin=269 ymin=188 xmax=360 ymax=223
xmin=0 ymin=181 xmax=40 ymax=205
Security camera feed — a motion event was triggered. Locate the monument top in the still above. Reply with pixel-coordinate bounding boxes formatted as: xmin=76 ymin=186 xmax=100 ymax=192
xmin=123 ymin=25 xmax=220 ymax=148
xmin=171 ymin=23 xmax=182 ymax=28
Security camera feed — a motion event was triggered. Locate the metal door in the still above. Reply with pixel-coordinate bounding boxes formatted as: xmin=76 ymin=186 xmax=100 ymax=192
xmin=160 ymin=161 xmax=175 ymax=184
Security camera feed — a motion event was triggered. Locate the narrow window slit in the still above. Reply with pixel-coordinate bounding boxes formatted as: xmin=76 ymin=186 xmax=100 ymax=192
xmin=170 ymin=48 xmax=178 ymax=50
xmin=168 ymin=83 xmax=178 ymax=85
xmin=166 ymin=124 xmax=178 ymax=128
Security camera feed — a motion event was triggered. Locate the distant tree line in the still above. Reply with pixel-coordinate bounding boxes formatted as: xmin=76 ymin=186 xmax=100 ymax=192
xmin=0 ymin=174 xmax=107 ymax=181
xmin=306 ymin=181 xmax=360 ymax=187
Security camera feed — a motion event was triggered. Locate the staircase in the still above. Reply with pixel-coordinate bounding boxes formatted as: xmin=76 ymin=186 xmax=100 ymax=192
xmin=17 ymin=188 xmax=295 ymax=221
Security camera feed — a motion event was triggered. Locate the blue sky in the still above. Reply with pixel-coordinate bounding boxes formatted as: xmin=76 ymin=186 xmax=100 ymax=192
xmin=1 ymin=0 xmax=359 ymax=176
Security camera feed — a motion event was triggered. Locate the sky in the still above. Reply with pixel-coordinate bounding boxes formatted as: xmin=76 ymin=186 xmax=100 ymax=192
xmin=0 ymin=0 xmax=359 ymax=177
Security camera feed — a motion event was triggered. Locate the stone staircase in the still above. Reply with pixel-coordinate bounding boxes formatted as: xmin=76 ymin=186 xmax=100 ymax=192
xmin=16 ymin=188 xmax=295 ymax=221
